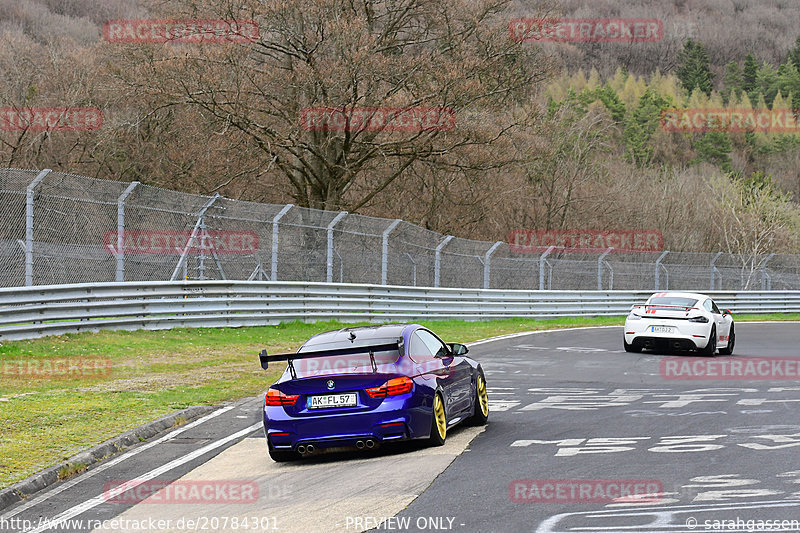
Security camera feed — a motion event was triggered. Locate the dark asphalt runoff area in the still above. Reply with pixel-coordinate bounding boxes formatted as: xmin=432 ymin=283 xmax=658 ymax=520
xmin=2 ymin=323 xmax=800 ymax=533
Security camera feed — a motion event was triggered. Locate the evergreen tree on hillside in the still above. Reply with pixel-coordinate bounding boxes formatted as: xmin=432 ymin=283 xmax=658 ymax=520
xmin=677 ymin=39 xmax=714 ymax=96
xmin=788 ymin=36 xmax=800 ymax=72
xmin=754 ymin=62 xmax=779 ymax=107
xmin=722 ymin=61 xmax=743 ymax=105
xmin=693 ymin=132 xmax=733 ymax=173
xmin=593 ymin=84 xmax=626 ymax=123
xmin=742 ymin=53 xmax=758 ymax=94
xmin=624 ymin=89 xmax=670 ymax=166
xmin=776 ymin=60 xmax=800 ymax=102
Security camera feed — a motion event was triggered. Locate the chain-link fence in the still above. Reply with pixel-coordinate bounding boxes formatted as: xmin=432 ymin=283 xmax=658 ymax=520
xmin=2 ymin=167 xmax=800 ymax=290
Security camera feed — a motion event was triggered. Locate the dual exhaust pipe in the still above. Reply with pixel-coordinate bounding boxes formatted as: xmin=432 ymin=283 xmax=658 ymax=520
xmin=297 ymin=439 xmax=376 ymax=454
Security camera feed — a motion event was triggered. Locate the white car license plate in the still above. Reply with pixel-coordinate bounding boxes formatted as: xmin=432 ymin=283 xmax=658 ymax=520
xmin=650 ymin=326 xmax=675 ymax=334
xmin=308 ymin=393 xmax=358 ymax=409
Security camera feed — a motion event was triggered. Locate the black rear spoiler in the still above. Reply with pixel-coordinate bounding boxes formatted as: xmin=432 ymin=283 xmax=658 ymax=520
xmin=258 ymin=342 xmax=401 ymax=378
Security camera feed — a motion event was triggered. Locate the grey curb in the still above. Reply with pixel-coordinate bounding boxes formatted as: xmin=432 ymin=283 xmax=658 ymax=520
xmin=0 ymin=404 xmax=217 ymax=512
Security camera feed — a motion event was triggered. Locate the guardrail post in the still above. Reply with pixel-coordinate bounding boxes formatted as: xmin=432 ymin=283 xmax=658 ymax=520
xmin=539 ymin=246 xmax=555 ymax=290
xmin=484 ymin=241 xmax=503 ymax=289
xmin=710 ymin=251 xmax=722 ymax=291
xmin=25 ymin=169 xmax=51 ymax=286
xmin=598 ymin=248 xmax=613 ymax=290
xmin=654 ymin=250 xmax=669 ymax=290
xmin=761 ymin=253 xmax=775 ymax=290
xmin=170 ymin=194 xmax=220 ymax=281
xmin=271 ymin=204 xmax=293 ymax=281
xmin=434 ymin=235 xmax=453 ymax=288
xmin=115 ymin=181 xmax=139 ymax=282
xmin=326 ymin=211 xmax=347 ymax=283
xmin=381 ymin=219 xmax=402 ymax=285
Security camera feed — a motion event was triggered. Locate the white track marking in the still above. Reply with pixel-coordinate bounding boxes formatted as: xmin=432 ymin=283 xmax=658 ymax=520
xmin=22 ymin=423 xmax=262 ymax=533
xmin=467 ymin=326 xmax=621 ymax=347
xmin=1 ymin=405 xmax=237 ymax=520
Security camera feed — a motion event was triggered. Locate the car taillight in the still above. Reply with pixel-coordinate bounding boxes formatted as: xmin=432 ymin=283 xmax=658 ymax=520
xmin=265 ymin=389 xmax=299 ymax=406
xmin=365 ymin=376 xmax=414 ymax=398
xmin=688 ymin=316 xmax=709 ymax=323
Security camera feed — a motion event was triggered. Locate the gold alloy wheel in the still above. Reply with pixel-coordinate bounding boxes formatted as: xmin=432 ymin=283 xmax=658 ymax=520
xmin=477 ymin=374 xmax=489 ymax=417
xmin=434 ymin=393 xmax=447 ymax=440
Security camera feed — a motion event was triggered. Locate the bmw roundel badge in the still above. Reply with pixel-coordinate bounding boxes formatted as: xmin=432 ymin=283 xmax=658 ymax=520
xmin=327 ymin=380 xmax=335 ymax=390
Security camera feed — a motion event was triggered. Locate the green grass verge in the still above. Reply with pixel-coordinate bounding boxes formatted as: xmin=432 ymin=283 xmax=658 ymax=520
xmin=0 ymin=313 xmax=794 ymax=489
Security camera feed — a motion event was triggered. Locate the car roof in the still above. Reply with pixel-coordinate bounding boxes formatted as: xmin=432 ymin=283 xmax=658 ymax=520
xmin=301 ymin=323 xmax=419 ymax=350
xmin=648 ymin=292 xmax=710 ymax=301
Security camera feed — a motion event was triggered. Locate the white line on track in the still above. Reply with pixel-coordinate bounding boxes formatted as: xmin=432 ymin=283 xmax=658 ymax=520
xmin=467 ymin=325 xmax=621 ymax=347
xmin=22 ymin=422 xmax=262 ymax=533
xmin=1 ymin=405 xmax=237 ymax=521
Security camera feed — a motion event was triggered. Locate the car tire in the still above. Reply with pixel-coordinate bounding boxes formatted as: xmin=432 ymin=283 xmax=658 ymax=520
xmin=623 ymin=339 xmax=642 ymax=353
xmin=699 ymin=326 xmax=717 ymax=356
xmin=268 ymin=443 xmax=296 ymax=462
xmin=429 ymin=391 xmax=447 ymax=446
xmin=467 ymin=370 xmax=489 ymax=426
xmin=718 ymin=324 xmax=735 ymax=355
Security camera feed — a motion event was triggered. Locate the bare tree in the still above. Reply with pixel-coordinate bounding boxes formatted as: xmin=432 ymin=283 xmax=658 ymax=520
xmin=109 ymin=0 xmax=554 ymax=211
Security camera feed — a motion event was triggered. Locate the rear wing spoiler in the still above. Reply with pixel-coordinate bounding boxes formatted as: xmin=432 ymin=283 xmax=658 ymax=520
xmin=258 ymin=341 xmax=401 ymax=378
xmin=632 ymin=304 xmax=700 ymax=311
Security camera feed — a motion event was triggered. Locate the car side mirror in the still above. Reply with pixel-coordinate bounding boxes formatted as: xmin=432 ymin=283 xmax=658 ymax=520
xmin=722 ymin=309 xmax=731 ymax=316
xmin=447 ymin=343 xmax=469 ymax=356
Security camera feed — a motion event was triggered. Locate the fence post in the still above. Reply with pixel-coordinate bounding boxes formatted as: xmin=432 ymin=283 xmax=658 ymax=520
xmin=654 ymin=250 xmax=669 ymax=290
xmin=271 ymin=204 xmax=293 ymax=281
xmin=24 ymin=169 xmax=51 ymax=286
xmin=381 ymin=219 xmax=402 ymax=285
xmin=710 ymin=251 xmax=722 ymax=291
xmin=539 ymin=246 xmax=555 ymax=290
xmin=597 ymin=248 xmax=613 ymax=290
xmin=170 ymin=194 xmax=220 ymax=281
xmin=115 ymin=181 xmax=139 ymax=282
xmin=326 ymin=211 xmax=347 ymax=283
xmin=484 ymin=241 xmax=503 ymax=289
xmin=404 ymin=253 xmax=417 ymax=286
xmin=761 ymin=253 xmax=775 ymax=290
xmin=434 ymin=235 xmax=454 ymax=288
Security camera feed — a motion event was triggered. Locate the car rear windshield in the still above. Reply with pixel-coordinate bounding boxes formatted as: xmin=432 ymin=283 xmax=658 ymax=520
xmin=648 ymin=297 xmax=699 ymax=309
xmin=291 ymin=348 xmax=400 ymax=378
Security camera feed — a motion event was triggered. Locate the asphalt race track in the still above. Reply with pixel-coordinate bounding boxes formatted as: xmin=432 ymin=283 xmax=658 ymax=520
xmin=2 ymin=323 xmax=800 ymax=533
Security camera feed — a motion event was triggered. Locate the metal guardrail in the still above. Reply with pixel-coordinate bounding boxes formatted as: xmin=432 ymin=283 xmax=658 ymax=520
xmin=1 ymin=281 xmax=798 ymax=341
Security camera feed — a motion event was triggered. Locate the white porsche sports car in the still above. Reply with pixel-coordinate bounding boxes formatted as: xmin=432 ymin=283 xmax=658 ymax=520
xmin=623 ymin=292 xmax=734 ymax=355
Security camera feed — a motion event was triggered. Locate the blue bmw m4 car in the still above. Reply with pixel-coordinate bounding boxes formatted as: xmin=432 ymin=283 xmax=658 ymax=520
xmin=258 ymin=324 xmax=489 ymax=462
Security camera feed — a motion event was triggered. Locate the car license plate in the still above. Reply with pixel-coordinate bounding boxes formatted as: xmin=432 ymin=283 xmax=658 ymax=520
xmin=307 ymin=393 xmax=358 ymax=409
xmin=651 ymin=326 xmax=675 ymax=334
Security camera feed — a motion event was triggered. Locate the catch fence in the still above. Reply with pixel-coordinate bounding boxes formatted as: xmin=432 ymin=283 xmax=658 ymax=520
xmin=1 ymin=168 xmax=799 ymax=291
